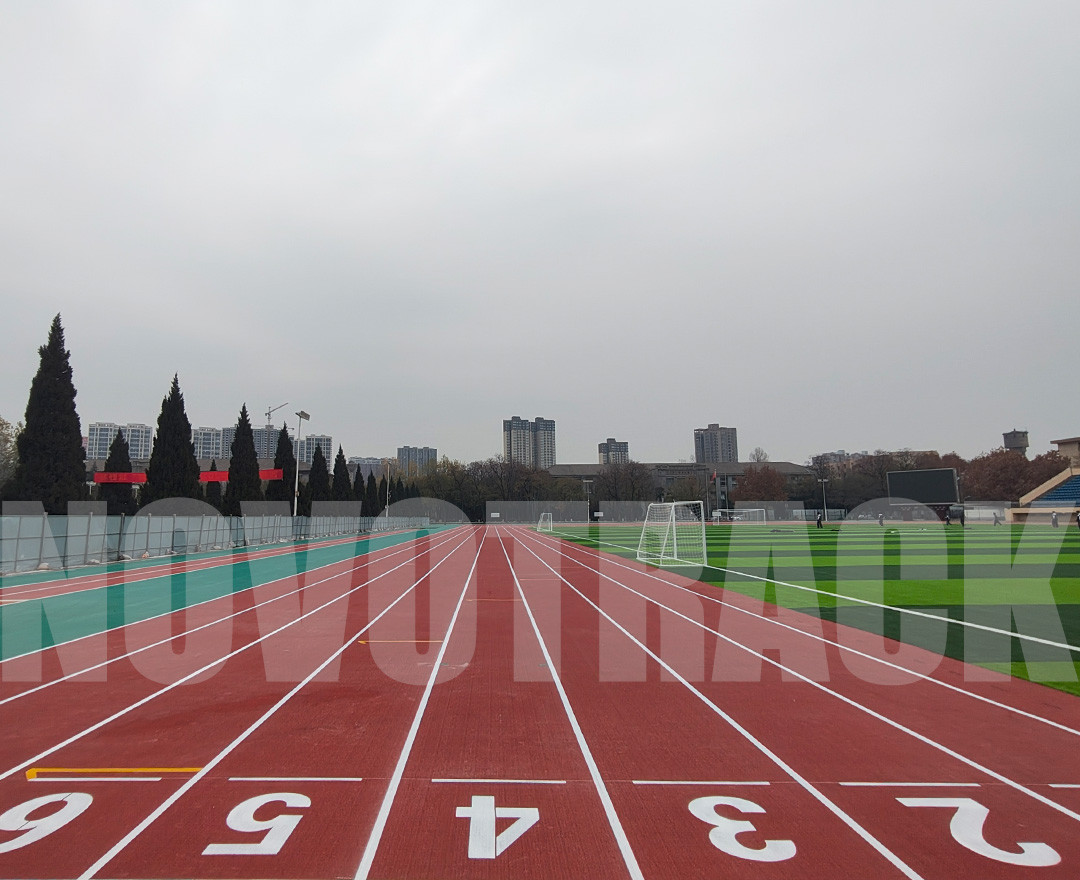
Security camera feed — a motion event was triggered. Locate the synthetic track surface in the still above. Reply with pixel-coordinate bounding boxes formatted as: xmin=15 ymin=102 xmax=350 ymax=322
xmin=0 ymin=525 xmax=1078 ymax=878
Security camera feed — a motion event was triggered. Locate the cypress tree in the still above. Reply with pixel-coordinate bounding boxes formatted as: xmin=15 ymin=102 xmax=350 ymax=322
xmin=7 ymin=314 xmax=87 ymax=512
xmin=265 ymin=424 xmax=296 ymax=504
xmin=142 ymin=375 xmax=200 ymax=506
xmin=331 ymin=446 xmax=352 ymax=502
xmin=394 ymin=476 xmax=404 ymax=504
xmin=307 ymin=444 xmax=330 ymax=503
xmin=222 ymin=404 xmax=263 ymax=515
xmin=204 ymin=459 xmax=223 ymax=511
xmin=377 ymin=475 xmax=388 ymax=515
xmin=354 ymin=464 xmax=368 ymax=511
xmin=99 ymin=429 xmax=136 ymax=516
xmin=365 ymin=471 xmax=379 ymax=516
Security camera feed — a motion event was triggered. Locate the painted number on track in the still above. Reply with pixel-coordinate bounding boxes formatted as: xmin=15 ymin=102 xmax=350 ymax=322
xmin=898 ymin=797 xmax=1060 ymax=867
xmin=688 ymin=796 xmax=797 ymax=863
xmin=456 ymin=795 xmax=539 ymax=859
xmin=0 ymin=792 xmax=93 ymax=853
xmin=203 ymin=793 xmax=311 ymax=856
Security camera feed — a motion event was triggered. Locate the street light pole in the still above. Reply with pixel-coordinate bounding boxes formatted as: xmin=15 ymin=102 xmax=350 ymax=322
xmin=293 ymin=410 xmax=310 ymax=518
xmin=819 ymin=478 xmax=829 ymax=523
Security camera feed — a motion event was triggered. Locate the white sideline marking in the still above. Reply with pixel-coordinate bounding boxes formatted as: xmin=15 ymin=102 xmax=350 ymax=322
xmin=0 ymin=529 xmax=465 ymax=710
xmin=511 ymin=529 xmax=925 ymax=880
xmin=534 ymin=529 xmax=1080 ymax=739
xmin=1049 ymin=784 xmax=1080 ymax=789
xmin=838 ymin=782 xmax=981 ymax=788
xmin=516 ymin=528 xmax=1080 ymax=826
xmin=433 ymin=778 xmax=567 ymax=785
xmin=352 ymin=533 xmax=486 ymax=880
xmin=633 ymin=780 xmax=770 ymax=786
xmin=229 ymin=776 xmax=364 ymax=782
xmin=78 ymin=527 xmax=484 ymax=880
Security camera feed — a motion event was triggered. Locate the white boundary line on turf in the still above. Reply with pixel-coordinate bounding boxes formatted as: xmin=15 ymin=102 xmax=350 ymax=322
xmin=496 ymin=527 xmax=645 ymax=880
xmin=0 ymin=529 xmax=465 ymax=709
xmin=538 ymin=529 xmax=1080 ymax=739
xmin=0 ymin=528 xmax=479 ymax=789
xmin=514 ymin=528 xmax=1080 ymax=826
xmin=0 ymin=526 xmax=458 ymax=668
xmin=507 ymin=528 xmax=925 ymax=880
xmin=352 ymin=531 xmax=488 ymax=880
xmin=78 ymin=527 xmax=484 ymax=880
xmin=552 ymin=526 xmax=1080 ymax=653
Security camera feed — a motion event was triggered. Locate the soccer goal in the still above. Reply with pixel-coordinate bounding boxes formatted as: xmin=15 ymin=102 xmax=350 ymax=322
xmin=637 ymin=501 xmax=706 ymax=566
xmin=712 ymin=508 xmax=766 ymax=524
xmin=537 ymin=512 xmax=553 ymax=533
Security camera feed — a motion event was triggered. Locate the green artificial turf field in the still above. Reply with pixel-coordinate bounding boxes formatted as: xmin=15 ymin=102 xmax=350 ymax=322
xmin=548 ymin=521 xmax=1080 ymax=696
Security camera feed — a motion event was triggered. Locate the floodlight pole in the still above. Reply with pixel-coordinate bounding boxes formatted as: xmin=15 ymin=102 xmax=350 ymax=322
xmin=819 ymin=478 xmax=829 ymax=523
xmin=293 ymin=410 xmax=310 ymax=517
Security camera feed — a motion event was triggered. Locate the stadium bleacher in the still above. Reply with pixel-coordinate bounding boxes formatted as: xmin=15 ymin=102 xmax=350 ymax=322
xmin=1030 ymin=475 xmax=1080 ymax=507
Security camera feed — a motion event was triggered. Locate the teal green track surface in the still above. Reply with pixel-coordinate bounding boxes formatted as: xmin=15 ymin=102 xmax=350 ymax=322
xmin=550 ymin=522 xmax=1080 ymax=696
xmin=0 ymin=528 xmax=452 ymax=662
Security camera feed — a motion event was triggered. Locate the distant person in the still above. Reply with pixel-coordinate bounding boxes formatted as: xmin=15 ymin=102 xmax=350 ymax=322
xmin=878 ymin=513 xmax=884 ymax=527
xmin=1052 ymin=511 xmax=1059 ymax=528
xmin=959 ymin=509 xmax=965 ymax=527
xmin=816 ymin=512 xmax=823 ymax=529
xmin=944 ymin=511 xmax=951 ymax=526
xmin=993 ymin=512 xmax=1001 ymax=526
xmin=1076 ymin=510 xmax=1080 ymax=531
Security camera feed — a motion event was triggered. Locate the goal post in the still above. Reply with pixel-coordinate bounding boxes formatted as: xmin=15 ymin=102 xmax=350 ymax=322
xmin=537 ymin=512 xmax=553 ymax=533
xmin=637 ymin=501 xmax=706 ymax=566
xmin=712 ymin=508 xmax=766 ymax=524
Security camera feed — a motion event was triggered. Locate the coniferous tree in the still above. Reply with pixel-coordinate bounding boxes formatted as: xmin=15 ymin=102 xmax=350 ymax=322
xmin=354 ymin=464 xmax=368 ymax=512
xmin=307 ymin=444 xmax=330 ymax=503
xmin=394 ymin=476 xmax=404 ymax=505
xmin=99 ymin=429 xmax=136 ymax=516
xmin=142 ymin=375 xmax=200 ymax=506
xmin=331 ymin=446 xmax=352 ymax=502
xmin=366 ymin=471 xmax=380 ymax=516
xmin=204 ymin=459 xmax=223 ymax=511
xmin=6 ymin=315 xmax=87 ymax=512
xmin=265 ymin=424 xmax=296 ymax=504
xmin=377 ymin=474 xmax=388 ymax=515
xmin=222 ymin=404 xmax=263 ymax=515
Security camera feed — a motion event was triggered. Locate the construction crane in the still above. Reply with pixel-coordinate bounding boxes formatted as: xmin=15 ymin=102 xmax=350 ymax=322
xmin=265 ymin=402 xmax=289 ymax=426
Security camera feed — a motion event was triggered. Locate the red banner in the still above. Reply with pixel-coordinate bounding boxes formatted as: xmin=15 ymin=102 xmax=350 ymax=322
xmin=94 ymin=472 xmax=147 ymax=484
xmin=198 ymin=469 xmax=284 ymax=483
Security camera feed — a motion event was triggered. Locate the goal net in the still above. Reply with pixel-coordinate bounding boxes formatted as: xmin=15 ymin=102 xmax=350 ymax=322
xmin=712 ymin=508 xmax=766 ymax=524
xmin=637 ymin=501 xmax=706 ymax=566
xmin=537 ymin=512 xmax=553 ymax=533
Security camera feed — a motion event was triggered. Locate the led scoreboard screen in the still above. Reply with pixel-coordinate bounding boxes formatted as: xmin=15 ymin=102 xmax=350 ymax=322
xmin=886 ymin=468 xmax=960 ymax=506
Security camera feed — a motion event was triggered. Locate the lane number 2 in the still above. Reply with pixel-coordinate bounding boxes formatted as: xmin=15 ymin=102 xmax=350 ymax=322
xmin=688 ymin=796 xmax=797 ymax=863
xmin=456 ymin=795 xmax=539 ymax=859
xmin=203 ymin=793 xmax=310 ymax=856
xmin=898 ymin=797 xmax=1059 ymax=867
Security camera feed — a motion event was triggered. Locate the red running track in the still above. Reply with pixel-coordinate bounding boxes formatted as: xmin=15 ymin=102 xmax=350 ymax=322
xmin=0 ymin=524 xmax=1077 ymax=879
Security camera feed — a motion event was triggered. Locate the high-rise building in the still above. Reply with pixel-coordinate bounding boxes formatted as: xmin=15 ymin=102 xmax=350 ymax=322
xmin=397 ymin=446 xmax=437 ymax=476
xmin=87 ymin=422 xmax=153 ymax=460
xmin=503 ymin=416 xmax=557 ymax=468
xmin=694 ymin=424 xmax=738 ymax=463
xmin=297 ymin=434 xmax=333 ymax=465
xmin=192 ymin=427 xmax=223 ymax=461
xmin=598 ymin=438 xmax=630 ymax=465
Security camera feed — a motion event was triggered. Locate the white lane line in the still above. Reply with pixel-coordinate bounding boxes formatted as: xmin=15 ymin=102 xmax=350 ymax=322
xmin=79 ymin=527 xmax=483 ymax=880
xmin=516 ymin=528 xmax=1080 ymax=826
xmin=838 ymin=782 xmax=981 ymax=788
xmin=31 ymin=777 xmax=163 ymax=783
xmin=0 ymin=529 xmax=471 ymax=792
xmin=535 ymin=529 xmax=1080 ymax=739
xmin=632 ymin=780 xmax=770 ymax=786
xmin=0 ymin=527 xmax=456 ymax=669
xmin=432 ymin=778 xmax=567 ymax=785
xmin=0 ymin=529 xmax=465 ymax=710
xmin=498 ymin=528 xmax=646 ymax=880
xmin=509 ymin=528 xmax=924 ymax=880
xmin=1049 ymin=784 xmax=1080 ymax=789
xmin=353 ymin=531 xmax=487 ymax=880
xmin=229 ymin=776 xmax=364 ymax=782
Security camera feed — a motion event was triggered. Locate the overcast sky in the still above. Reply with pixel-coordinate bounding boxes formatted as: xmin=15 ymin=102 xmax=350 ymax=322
xmin=1 ymin=1 xmax=1076 ymax=465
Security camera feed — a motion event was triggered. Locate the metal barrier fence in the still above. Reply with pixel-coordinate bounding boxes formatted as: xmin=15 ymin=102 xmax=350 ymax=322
xmin=0 ymin=514 xmax=431 ymax=574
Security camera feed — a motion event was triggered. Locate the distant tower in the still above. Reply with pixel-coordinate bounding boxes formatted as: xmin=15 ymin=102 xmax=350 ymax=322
xmin=1003 ymin=429 xmax=1029 ymax=458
